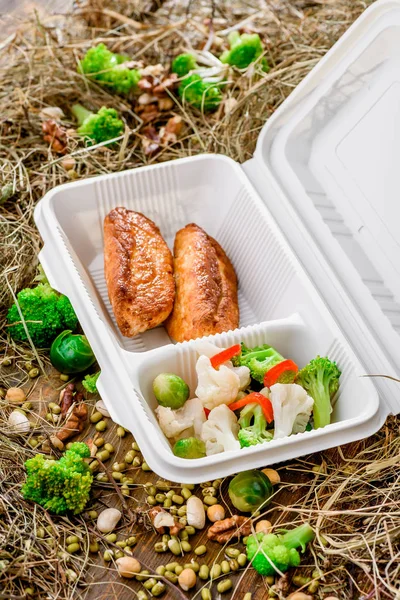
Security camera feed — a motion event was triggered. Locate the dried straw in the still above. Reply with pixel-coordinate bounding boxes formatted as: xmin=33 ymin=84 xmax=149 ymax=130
xmin=1 ymin=1 xmax=399 ymax=599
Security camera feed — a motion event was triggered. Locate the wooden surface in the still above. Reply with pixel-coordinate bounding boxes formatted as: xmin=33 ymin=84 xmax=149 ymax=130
xmin=24 ymin=367 xmax=322 ymax=600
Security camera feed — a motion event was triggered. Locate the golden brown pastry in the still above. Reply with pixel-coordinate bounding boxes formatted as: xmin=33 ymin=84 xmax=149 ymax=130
xmin=165 ymin=223 xmax=239 ymax=342
xmin=104 ymin=207 xmax=174 ymax=337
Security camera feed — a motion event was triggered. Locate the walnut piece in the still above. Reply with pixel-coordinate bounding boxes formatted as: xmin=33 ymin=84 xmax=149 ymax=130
xmin=207 ymin=515 xmax=252 ymax=544
xmin=42 ymin=119 xmax=68 ymax=154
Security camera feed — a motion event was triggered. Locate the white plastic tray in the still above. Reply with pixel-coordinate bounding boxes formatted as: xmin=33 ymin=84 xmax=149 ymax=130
xmin=34 ymin=0 xmax=399 ymax=482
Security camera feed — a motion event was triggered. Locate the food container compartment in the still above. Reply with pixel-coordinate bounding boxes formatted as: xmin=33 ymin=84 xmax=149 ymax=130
xmin=131 ymin=315 xmax=379 ymax=482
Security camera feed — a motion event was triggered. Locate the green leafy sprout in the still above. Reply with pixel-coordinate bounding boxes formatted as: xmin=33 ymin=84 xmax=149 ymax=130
xmin=78 ymin=43 xmax=141 ymax=95
xmin=178 ymin=74 xmax=222 ymax=112
xmin=171 ymin=53 xmax=198 ymax=77
xmin=246 ymin=523 xmax=315 ymax=575
xmin=22 ymin=442 xmax=93 ymax=515
xmin=71 ymin=104 xmax=124 ymax=145
xmin=7 ymin=283 xmax=78 ymax=348
xmin=220 ymin=31 xmax=269 ymax=70
xmin=83 ymin=371 xmax=101 ymax=394
xmin=296 ymin=356 xmax=341 ymax=429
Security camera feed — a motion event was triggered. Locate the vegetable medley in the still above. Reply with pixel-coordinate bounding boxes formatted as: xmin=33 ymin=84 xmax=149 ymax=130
xmin=153 ymin=340 xmax=341 ymax=459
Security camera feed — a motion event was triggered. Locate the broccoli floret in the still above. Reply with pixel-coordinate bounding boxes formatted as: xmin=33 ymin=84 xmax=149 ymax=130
xmin=78 ymin=43 xmax=140 ymax=95
xmin=238 ymin=403 xmax=273 ymax=448
xmin=296 ymin=356 xmax=341 ymax=429
xmin=22 ymin=442 xmax=92 ymax=515
xmin=7 ymin=283 xmax=78 ymax=348
xmin=246 ymin=523 xmax=315 ymax=576
xmin=71 ymin=104 xmax=124 ymax=145
xmin=172 ymin=53 xmax=197 ymax=77
xmin=82 ymin=371 xmax=100 ymax=394
xmin=178 ymin=74 xmax=222 ymax=112
xmin=232 ymin=343 xmax=284 ymax=384
xmin=220 ymin=31 xmax=268 ymax=70
xmin=173 ymin=437 xmax=206 ymax=459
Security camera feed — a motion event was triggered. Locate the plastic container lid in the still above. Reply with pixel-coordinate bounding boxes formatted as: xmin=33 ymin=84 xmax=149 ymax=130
xmin=247 ymin=0 xmax=400 ymax=416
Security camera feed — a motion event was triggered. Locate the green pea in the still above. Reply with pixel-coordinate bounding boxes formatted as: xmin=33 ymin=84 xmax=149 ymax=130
xmin=136 ymin=570 xmax=150 ymax=582
xmin=104 ymin=442 xmax=114 ymax=453
xmin=171 ymin=494 xmax=184 ymax=505
xmin=162 ymin=534 xmax=170 ymax=544
xmin=184 ymin=561 xmax=199 ymax=572
xmin=156 ymin=565 xmax=166 ymax=576
xmin=195 ymin=545 xmax=207 ymax=556
xmin=151 ymin=583 xmax=166 ymax=597
xmin=60 ymin=373 xmax=69 ymax=382
xmin=155 ymin=493 xmax=166 ymax=503
xmin=96 ymin=450 xmax=109 ymax=461
xmin=179 ymin=530 xmax=189 ymax=541
xmin=132 ymin=441 xmax=140 ymax=451
xmin=221 ymin=560 xmax=230 ymax=574
xmin=185 ymin=526 xmax=196 ymax=536
xmin=143 ymin=577 xmax=157 ymax=590
xmin=116 ymin=426 xmax=126 ymax=437
xmin=243 ymin=594 xmax=252 ymax=600
xmin=116 ymin=540 xmax=126 ymax=548
xmin=212 ymin=479 xmax=221 ymax=489
xmin=181 ymin=540 xmax=191 ymax=552
xmin=29 ymin=368 xmax=40 ymax=378
xmin=229 ymin=559 xmax=239 ymax=571
xmin=90 ymin=411 xmax=103 ymax=423
xmin=165 ymin=561 xmax=179 ymax=572
xmin=175 ymin=565 xmax=183 ymax=575
xmin=36 ymin=527 xmax=45 ymax=539
xmin=105 ymin=533 xmax=117 ymax=543
xmin=67 ymin=543 xmax=80 ymax=554
xmin=88 ymin=510 xmax=98 ymax=519
xmin=51 ymin=405 xmax=61 ymax=415
xmin=94 ymin=437 xmax=104 ymax=447
xmin=146 ymin=485 xmax=157 ymax=496
xmin=210 ymin=563 xmax=221 ymax=578
xmin=66 ymin=535 xmax=79 ymax=545
xmin=163 ymin=498 xmax=172 ymax=508
xmin=181 ymin=487 xmax=192 ymax=500
xmin=167 ymin=539 xmax=181 ymax=555
xmin=178 ymin=517 xmax=187 ymax=526
xmin=164 ymin=571 xmax=178 ymax=583
xmin=127 ymin=536 xmax=137 ymax=546
xmin=141 ymin=462 xmax=151 ymax=472
xmin=201 ymin=590 xmax=212 ymax=600
xmin=112 ymin=472 xmax=122 ymax=481
xmin=199 ymin=564 xmax=209 ymax=579
xmin=225 ymin=547 xmax=240 ymax=559
xmin=95 ymin=420 xmax=107 ymax=432
xmin=217 ymin=579 xmax=232 ymax=593
xmin=204 ymin=495 xmax=218 ymax=506
xmin=154 ymin=542 xmax=168 ymax=552
xmin=137 ymin=592 xmax=148 ymax=600
xmin=177 ymin=505 xmax=187 ymax=517
xmin=89 ymin=542 xmax=99 ymax=552
xmin=238 ymin=553 xmax=247 ymax=567
xmin=124 ymin=451 xmax=135 ymax=463
xmin=166 ymin=490 xmax=175 ymax=499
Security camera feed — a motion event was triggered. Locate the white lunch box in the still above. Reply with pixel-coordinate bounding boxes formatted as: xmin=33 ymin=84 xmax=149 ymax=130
xmin=34 ymin=0 xmax=400 ymax=482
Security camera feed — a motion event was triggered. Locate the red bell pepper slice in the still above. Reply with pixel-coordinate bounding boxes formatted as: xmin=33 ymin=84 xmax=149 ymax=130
xmin=263 ymin=359 xmax=299 ymax=388
xmin=229 ymin=391 xmax=274 ymax=423
xmin=204 ymin=407 xmax=211 ymax=418
xmin=210 ymin=344 xmax=241 ymax=369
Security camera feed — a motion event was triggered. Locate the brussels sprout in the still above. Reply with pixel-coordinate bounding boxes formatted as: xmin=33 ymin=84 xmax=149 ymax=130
xmin=50 ymin=330 xmax=96 ymax=374
xmin=173 ymin=438 xmax=206 ymax=459
xmin=153 ymin=373 xmax=190 ymax=409
xmin=228 ymin=469 xmax=273 ymax=513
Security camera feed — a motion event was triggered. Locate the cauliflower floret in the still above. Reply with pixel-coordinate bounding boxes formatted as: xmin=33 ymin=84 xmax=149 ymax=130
xmin=195 ymin=355 xmax=241 ymax=409
xmin=201 ymin=404 xmax=240 ymax=455
xmin=266 ymin=383 xmax=314 ymax=440
xmin=194 ymin=341 xmax=251 ymax=393
xmin=155 ymin=397 xmax=206 ymax=441
xmin=229 ymin=364 xmax=251 ymax=390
